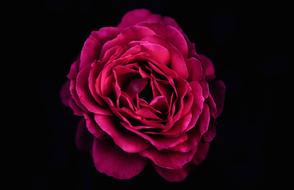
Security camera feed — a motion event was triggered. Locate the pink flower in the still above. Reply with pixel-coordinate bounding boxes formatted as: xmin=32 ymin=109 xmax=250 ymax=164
xmin=61 ymin=9 xmax=225 ymax=182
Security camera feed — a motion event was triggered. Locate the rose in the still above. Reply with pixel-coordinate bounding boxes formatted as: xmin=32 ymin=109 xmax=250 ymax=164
xmin=60 ymin=9 xmax=225 ymax=182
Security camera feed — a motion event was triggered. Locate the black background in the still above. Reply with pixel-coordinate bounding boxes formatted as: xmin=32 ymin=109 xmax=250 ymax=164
xmin=30 ymin=1 xmax=290 ymax=189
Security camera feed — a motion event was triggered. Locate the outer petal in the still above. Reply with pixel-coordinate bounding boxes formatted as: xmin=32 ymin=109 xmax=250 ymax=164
xmin=140 ymin=148 xmax=195 ymax=169
xmin=200 ymin=81 xmax=209 ymax=99
xmin=186 ymin=57 xmax=203 ymax=81
xmin=141 ymin=35 xmax=188 ymax=79
xmin=211 ymin=80 xmax=226 ymax=117
xmin=166 ymin=25 xmax=188 ymax=57
xmin=94 ymin=115 xmax=149 ymax=153
xmin=66 ymin=60 xmax=86 ymax=115
xmin=199 ymin=54 xmax=215 ymax=80
xmin=202 ymin=120 xmax=216 ymax=142
xmin=163 ymin=17 xmax=183 ymax=32
xmin=154 ymin=165 xmax=189 ymax=182
xmin=83 ymin=114 xmax=104 ymax=138
xmin=170 ymin=50 xmax=189 ymax=79
xmin=92 ymin=139 xmax=147 ymax=179
xmin=68 ymin=98 xmax=84 ymax=116
xmin=128 ymin=41 xmax=170 ymax=65
xmin=120 ymin=122 xmax=187 ymax=150
xmin=76 ymin=65 xmax=112 ymax=115
xmin=75 ymin=119 xmax=93 ymax=152
xmin=79 ymin=33 xmax=100 ymax=69
xmin=88 ymin=62 xmax=107 ymax=105
xmin=198 ymin=104 xmax=210 ymax=136
xmin=80 ymin=27 xmax=119 ymax=69
xmin=169 ymin=126 xmax=201 ymax=153
xmin=207 ymin=94 xmax=217 ymax=118
xmin=67 ymin=59 xmax=80 ymax=80
xmin=101 ymin=25 xmax=156 ymax=56
xmin=185 ymin=81 xmax=204 ymax=131
xmin=192 ymin=141 xmax=210 ymax=166
xmin=60 ymin=80 xmax=71 ymax=107
xmin=119 ymin=9 xmax=161 ymax=29
xmin=142 ymin=23 xmax=188 ymax=57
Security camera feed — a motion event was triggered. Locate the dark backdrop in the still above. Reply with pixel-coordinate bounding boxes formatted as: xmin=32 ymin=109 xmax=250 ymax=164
xmin=31 ymin=1 xmax=290 ymax=189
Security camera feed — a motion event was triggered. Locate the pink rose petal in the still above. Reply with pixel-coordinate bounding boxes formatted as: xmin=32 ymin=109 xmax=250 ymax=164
xmin=80 ymin=27 xmax=119 ymax=69
xmin=142 ymin=23 xmax=188 ymax=57
xmin=68 ymin=98 xmax=84 ymax=116
xmin=169 ymin=127 xmax=201 ymax=153
xmin=101 ymin=25 xmax=156 ymax=56
xmin=154 ymin=165 xmax=189 ymax=182
xmin=185 ymin=81 xmax=204 ymax=132
xmin=75 ymin=119 xmax=93 ymax=152
xmin=94 ymin=115 xmax=149 ymax=153
xmin=192 ymin=141 xmax=210 ymax=166
xmin=207 ymin=94 xmax=217 ymax=118
xmin=140 ymin=147 xmax=195 ymax=169
xmin=121 ymin=122 xmax=188 ymax=150
xmin=88 ymin=62 xmax=108 ymax=106
xmin=162 ymin=17 xmax=182 ymax=30
xmin=200 ymin=81 xmax=209 ymax=99
xmin=67 ymin=59 xmax=79 ymax=80
xmin=198 ymin=104 xmax=210 ymax=136
xmin=199 ymin=54 xmax=215 ymax=80
xmin=202 ymin=121 xmax=216 ymax=142
xmin=92 ymin=139 xmax=147 ymax=179
xmin=76 ymin=65 xmax=112 ymax=115
xmin=181 ymin=92 xmax=194 ymax=117
xmin=83 ymin=114 xmax=104 ymax=138
xmin=211 ymin=80 xmax=226 ymax=117
xmin=163 ymin=113 xmax=192 ymax=136
xmin=126 ymin=78 xmax=148 ymax=99
xmin=186 ymin=57 xmax=203 ymax=81
xmin=119 ymin=9 xmax=161 ymax=29
xmin=60 ymin=80 xmax=71 ymax=107
xmin=128 ymin=41 xmax=170 ymax=65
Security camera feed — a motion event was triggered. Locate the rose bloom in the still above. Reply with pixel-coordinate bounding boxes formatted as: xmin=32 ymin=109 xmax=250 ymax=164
xmin=61 ymin=9 xmax=225 ymax=182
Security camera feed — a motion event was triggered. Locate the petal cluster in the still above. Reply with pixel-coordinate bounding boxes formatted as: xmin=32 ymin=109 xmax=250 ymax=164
xmin=61 ymin=9 xmax=225 ymax=182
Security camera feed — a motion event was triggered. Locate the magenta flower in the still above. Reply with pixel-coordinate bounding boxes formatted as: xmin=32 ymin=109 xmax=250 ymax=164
xmin=61 ymin=9 xmax=225 ymax=182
